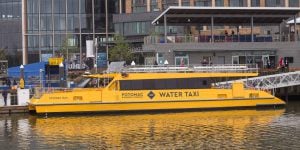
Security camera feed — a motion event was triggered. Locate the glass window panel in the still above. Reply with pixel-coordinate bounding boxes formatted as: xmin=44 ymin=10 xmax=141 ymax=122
xmin=289 ymin=0 xmax=299 ymax=7
xmin=53 ymin=0 xmax=66 ymax=14
xmin=107 ymin=0 xmax=118 ymax=32
xmin=40 ymin=35 xmax=52 ymax=48
xmin=94 ymin=14 xmax=105 ymax=33
xmin=6 ymin=3 xmax=12 ymax=18
xmin=67 ymin=14 xmax=79 ymax=32
xmin=162 ymin=0 xmax=178 ymax=9
xmin=80 ymin=0 xmax=92 ymax=14
xmin=229 ymin=0 xmax=247 ymax=7
xmin=66 ymin=35 xmax=79 ymax=52
xmin=32 ymin=0 xmax=39 ymax=14
xmin=27 ymin=15 xmax=33 ymax=31
xmin=0 ymin=3 xmax=6 ymax=19
xmin=54 ymin=14 xmax=66 ymax=31
xmin=27 ymin=0 xmax=32 ymax=13
xmin=194 ymin=0 xmax=212 ymax=6
xmin=67 ymin=0 xmax=79 ymax=14
xmin=54 ymin=34 xmax=63 ymax=47
xmin=40 ymin=14 xmax=52 ymax=31
xmin=251 ymin=0 xmax=260 ymax=6
xmin=81 ymin=14 xmax=93 ymax=33
xmin=124 ymin=21 xmax=149 ymax=35
xmin=40 ymin=0 xmax=52 ymax=14
xmin=151 ymin=0 xmax=158 ymax=11
xmin=114 ymin=23 xmax=123 ymax=35
xmin=32 ymin=15 xmax=39 ymax=31
xmin=182 ymin=0 xmax=190 ymax=6
xmin=27 ymin=35 xmax=39 ymax=48
xmin=12 ymin=2 xmax=21 ymax=18
xmin=265 ymin=0 xmax=284 ymax=7
xmin=215 ymin=0 xmax=224 ymax=6
xmin=132 ymin=0 xmax=146 ymax=13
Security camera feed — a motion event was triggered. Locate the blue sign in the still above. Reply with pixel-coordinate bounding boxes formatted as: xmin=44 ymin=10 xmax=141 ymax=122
xmin=97 ymin=53 xmax=107 ymax=67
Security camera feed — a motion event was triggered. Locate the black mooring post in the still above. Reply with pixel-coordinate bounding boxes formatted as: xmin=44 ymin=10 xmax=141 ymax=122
xmin=284 ymin=87 xmax=288 ymax=103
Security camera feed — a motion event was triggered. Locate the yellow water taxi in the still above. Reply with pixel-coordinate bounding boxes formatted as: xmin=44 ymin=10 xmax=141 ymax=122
xmin=28 ymin=64 xmax=285 ymax=113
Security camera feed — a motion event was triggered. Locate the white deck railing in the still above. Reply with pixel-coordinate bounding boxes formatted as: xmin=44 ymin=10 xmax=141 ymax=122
xmin=120 ymin=64 xmax=258 ymax=73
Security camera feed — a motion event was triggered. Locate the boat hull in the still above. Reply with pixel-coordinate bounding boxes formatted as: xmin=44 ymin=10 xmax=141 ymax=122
xmin=30 ymin=97 xmax=285 ymax=114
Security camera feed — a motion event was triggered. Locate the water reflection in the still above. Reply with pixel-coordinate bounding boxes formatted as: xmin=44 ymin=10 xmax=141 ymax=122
xmin=32 ymin=109 xmax=284 ymax=149
xmin=1 ymin=106 xmax=300 ymax=149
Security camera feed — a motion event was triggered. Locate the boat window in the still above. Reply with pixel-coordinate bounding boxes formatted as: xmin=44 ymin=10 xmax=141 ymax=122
xmin=108 ymin=81 xmax=119 ymax=91
xmin=85 ymin=78 xmax=99 ymax=88
xmin=120 ymin=78 xmax=210 ymax=90
xmin=143 ymin=80 xmax=155 ymax=89
xmin=82 ymin=78 xmax=113 ymax=88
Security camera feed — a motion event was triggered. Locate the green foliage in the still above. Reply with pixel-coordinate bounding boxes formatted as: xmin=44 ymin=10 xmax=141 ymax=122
xmin=58 ymin=35 xmax=78 ymax=59
xmin=109 ymin=35 xmax=133 ymax=63
xmin=0 ymin=48 xmax=7 ymax=60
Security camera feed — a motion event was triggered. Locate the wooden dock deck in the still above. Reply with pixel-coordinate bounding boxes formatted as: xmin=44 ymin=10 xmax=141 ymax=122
xmin=0 ymin=106 xmax=29 ymax=114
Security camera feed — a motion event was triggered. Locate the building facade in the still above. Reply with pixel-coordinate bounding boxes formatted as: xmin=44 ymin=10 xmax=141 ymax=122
xmin=23 ymin=0 xmax=119 ymax=68
xmin=1 ymin=0 xmax=300 ymax=68
xmin=0 ymin=0 xmax=22 ymax=67
xmin=113 ymin=0 xmax=300 ymax=68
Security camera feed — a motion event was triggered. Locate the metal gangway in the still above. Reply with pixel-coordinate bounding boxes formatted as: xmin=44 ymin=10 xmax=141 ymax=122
xmin=216 ymin=71 xmax=300 ymax=90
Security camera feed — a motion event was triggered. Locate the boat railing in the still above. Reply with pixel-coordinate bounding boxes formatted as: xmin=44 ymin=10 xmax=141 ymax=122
xmin=120 ymin=64 xmax=258 ymax=73
xmin=33 ymin=86 xmax=74 ymax=99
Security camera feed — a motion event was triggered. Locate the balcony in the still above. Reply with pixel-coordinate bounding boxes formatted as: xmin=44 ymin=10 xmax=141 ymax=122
xmin=144 ymin=34 xmax=299 ymax=44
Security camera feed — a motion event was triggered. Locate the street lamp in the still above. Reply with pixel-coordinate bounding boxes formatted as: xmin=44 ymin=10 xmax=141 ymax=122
xmin=59 ymin=62 xmax=65 ymax=87
xmin=19 ymin=64 xmax=25 ymax=89
xmin=94 ymin=63 xmax=97 ymax=73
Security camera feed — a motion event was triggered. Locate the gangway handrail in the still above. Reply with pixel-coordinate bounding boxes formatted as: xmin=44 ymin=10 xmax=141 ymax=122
xmin=215 ymin=71 xmax=300 ymax=90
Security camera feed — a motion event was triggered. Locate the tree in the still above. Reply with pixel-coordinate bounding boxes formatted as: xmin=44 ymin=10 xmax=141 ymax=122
xmin=109 ymin=35 xmax=133 ymax=64
xmin=58 ymin=35 xmax=78 ymax=60
xmin=0 ymin=48 xmax=7 ymax=60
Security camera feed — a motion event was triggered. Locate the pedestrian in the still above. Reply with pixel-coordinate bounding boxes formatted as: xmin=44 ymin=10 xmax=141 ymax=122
xmin=267 ymin=59 xmax=271 ymax=69
xmin=6 ymin=79 xmax=11 ymax=88
xmin=202 ymin=59 xmax=208 ymax=66
xmin=225 ymin=30 xmax=228 ymax=36
xmin=2 ymin=89 xmax=8 ymax=106
xmin=13 ymin=80 xmax=17 ymax=85
xmin=279 ymin=57 xmax=284 ymax=72
xmin=284 ymin=58 xmax=289 ymax=72
xmin=12 ymin=80 xmax=17 ymax=90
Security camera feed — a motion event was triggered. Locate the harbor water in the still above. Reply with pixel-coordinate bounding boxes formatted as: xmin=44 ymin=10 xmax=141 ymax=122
xmin=0 ymin=101 xmax=300 ymax=149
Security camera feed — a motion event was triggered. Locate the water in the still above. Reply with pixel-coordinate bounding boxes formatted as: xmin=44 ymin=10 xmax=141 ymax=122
xmin=1 ymin=101 xmax=300 ymax=150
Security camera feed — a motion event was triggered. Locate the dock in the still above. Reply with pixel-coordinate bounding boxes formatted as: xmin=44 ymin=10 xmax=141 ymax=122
xmin=0 ymin=106 xmax=29 ymax=114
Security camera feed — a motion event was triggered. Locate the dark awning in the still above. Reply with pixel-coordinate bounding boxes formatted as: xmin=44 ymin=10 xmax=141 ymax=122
xmin=152 ymin=7 xmax=300 ymax=26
